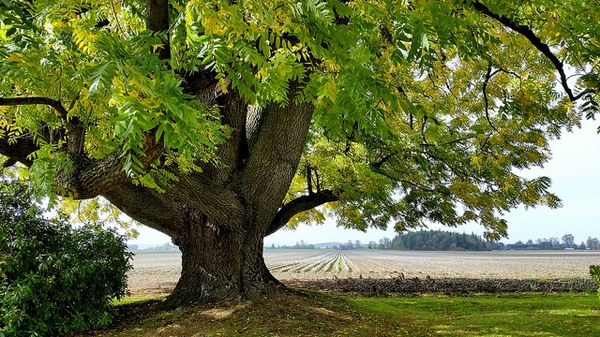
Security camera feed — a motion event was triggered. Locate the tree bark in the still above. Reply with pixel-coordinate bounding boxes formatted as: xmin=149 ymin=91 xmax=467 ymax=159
xmin=163 ymin=208 xmax=282 ymax=307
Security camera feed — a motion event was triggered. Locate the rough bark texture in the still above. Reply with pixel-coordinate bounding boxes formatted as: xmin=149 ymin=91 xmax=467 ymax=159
xmin=164 ymin=209 xmax=283 ymax=307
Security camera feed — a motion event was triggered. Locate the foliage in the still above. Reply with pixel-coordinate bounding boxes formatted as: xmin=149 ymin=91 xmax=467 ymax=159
xmin=0 ymin=1 xmax=599 ymax=261
xmin=0 ymin=181 xmax=132 ymax=337
xmin=387 ymin=230 xmax=488 ymax=251
xmin=590 ymin=265 xmax=600 ymax=297
xmin=587 ymin=237 xmax=600 ymax=250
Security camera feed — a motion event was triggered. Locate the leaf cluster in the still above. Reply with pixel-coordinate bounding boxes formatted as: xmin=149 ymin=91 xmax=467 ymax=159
xmin=286 ymin=0 xmax=592 ymax=239
xmin=0 ymin=1 xmax=230 ymax=193
xmin=590 ymin=265 xmax=600 ymax=298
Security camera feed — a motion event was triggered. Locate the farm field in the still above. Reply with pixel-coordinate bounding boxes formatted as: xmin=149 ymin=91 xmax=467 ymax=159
xmin=127 ymin=250 xmax=600 ymax=296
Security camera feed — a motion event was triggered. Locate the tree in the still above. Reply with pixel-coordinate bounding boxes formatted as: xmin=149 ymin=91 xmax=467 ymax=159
xmin=0 ymin=1 xmax=599 ymax=306
xmin=587 ymin=237 xmax=599 ymax=250
xmin=562 ymin=234 xmax=575 ymax=247
xmin=390 ymin=230 xmax=486 ymax=251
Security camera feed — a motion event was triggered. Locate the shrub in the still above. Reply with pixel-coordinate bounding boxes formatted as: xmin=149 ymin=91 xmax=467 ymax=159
xmin=0 ymin=181 xmax=133 ymax=336
xmin=590 ymin=265 xmax=600 ymax=297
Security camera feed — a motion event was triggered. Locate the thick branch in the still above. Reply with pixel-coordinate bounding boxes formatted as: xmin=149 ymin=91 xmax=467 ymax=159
xmin=266 ymin=190 xmax=338 ymax=236
xmin=470 ymin=1 xmax=584 ymax=101
xmin=0 ymin=133 xmax=37 ymax=166
xmin=146 ymin=0 xmax=170 ymax=60
xmin=241 ymin=83 xmax=315 ymax=228
xmin=0 ymin=96 xmax=68 ymax=116
xmin=102 ymin=183 xmax=185 ymax=237
xmin=58 ymin=130 xmax=163 ymax=199
xmin=167 ymin=174 xmax=246 ymax=228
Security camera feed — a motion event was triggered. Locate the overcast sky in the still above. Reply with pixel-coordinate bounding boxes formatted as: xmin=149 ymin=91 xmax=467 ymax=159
xmin=129 ymin=119 xmax=600 ymax=247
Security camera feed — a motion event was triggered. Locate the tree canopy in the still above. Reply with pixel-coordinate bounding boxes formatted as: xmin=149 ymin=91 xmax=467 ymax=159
xmin=0 ymin=0 xmax=599 ymax=304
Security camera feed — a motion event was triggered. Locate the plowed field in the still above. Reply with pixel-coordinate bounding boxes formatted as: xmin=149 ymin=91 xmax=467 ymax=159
xmin=127 ymin=250 xmax=600 ymax=296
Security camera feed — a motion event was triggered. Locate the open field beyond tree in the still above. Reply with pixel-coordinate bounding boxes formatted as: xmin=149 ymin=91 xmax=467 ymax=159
xmin=127 ymin=250 xmax=600 ymax=297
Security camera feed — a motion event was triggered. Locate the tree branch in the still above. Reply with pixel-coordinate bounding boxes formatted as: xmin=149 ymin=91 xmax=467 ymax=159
xmin=0 ymin=132 xmax=37 ymax=166
xmin=482 ymin=64 xmax=500 ymax=132
xmin=240 ymin=82 xmax=315 ymax=227
xmin=266 ymin=190 xmax=338 ymax=236
xmin=0 ymin=96 xmax=69 ymax=117
xmin=102 ymin=183 xmax=187 ymax=237
xmin=0 ymin=96 xmax=85 ymax=154
xmin=165 ymin=174 xmax=246 ymax=229
xmin=58 ymin=130 xmax=163 ymax=199
xmin=469 ymin=1 xmax=583 ymax=101
xmin=146 ymin=0 xmax=170 ymax=60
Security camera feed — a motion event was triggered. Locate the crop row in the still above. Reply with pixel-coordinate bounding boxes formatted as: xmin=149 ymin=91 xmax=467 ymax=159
xmin=268 ymin=251 xmax=359 ymax=274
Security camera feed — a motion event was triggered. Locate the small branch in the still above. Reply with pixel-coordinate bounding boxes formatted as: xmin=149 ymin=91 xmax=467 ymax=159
xmin=306 ymin=164 xmax=313 ymax=195
xmin=470 ymin=1 xmax=580 ymax=101
xmin=370 ymin=154 xmax=393 ymax=168
xmin=482 ymin=64 xmax=500 ymax=132
xmin=421 ymin=116 xmax=428 ymax=144
xmin=315 ymin=169 xmax=321 ymax=192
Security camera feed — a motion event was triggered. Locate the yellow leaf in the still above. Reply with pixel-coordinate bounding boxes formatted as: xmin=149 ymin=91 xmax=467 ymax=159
xmin=6 ymin=53 xmax=24 ymax=63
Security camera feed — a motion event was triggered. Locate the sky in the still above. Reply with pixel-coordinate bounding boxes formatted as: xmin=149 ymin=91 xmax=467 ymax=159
xmin=129 ymin=119 xmax=600 ymax=247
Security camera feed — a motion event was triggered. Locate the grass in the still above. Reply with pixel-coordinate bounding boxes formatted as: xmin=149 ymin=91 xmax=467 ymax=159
xmin=112 ymin=296 xmax=158 ymax=306
xmin=92 ymin=290 xmax=600 ymax=337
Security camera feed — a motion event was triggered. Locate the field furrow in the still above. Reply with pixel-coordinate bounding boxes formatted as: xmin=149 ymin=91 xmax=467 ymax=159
xmin=309 ymin=252 xmax=338 ymax=273
xmin=323 ymin=252 xmax=340 ymax=273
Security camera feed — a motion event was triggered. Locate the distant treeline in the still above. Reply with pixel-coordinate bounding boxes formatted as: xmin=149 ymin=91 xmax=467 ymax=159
xmin=377 ymin=232 xmax=600 ymax=251
xmin=264 ymin=232 xmax=600 ymax=251
xmin=267 ymin=240 xmax=316 ymax=249
xmin=128 ymin=242 xmax=180 ymax=251
xmin=376 ymin=230 xmax=491 ymax=251
xmin=504 ymin=235 xmax=600 ymax=250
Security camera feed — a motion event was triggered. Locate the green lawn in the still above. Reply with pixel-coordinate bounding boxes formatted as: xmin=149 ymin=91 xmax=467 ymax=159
xmin=104 ymin=291 xmax=600 ymax=337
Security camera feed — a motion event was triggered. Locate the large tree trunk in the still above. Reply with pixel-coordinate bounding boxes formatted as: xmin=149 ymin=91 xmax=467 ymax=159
xmin=163 ymin=209 xmax=282 ymax=307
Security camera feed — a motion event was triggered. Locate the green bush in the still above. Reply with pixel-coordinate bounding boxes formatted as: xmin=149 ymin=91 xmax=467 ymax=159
xmin=0 ymin=181 xmax=133 ymax=336
xmin=590 ymin=265 xmax=600 ymax=297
